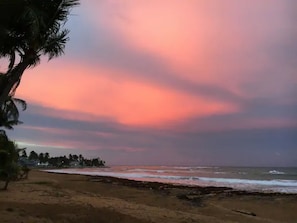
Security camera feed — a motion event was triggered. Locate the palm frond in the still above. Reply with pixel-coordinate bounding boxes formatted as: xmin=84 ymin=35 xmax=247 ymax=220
xmin=12 ymin=98 xmax=27 ymax=111
xmin=50 ymin=0 xmax=80 ymax=24
xmin=0 ymin=0 xmax=80 ymax=103
xmin=42 ymin=29 xmax=69 ymax=60
xmin=0 ymin=96 xmax=26 ymax=129
xmin=0 ymin=130 xmax=8 ymax=139
xmin=2 ymin=120 xmax=23 ymax=130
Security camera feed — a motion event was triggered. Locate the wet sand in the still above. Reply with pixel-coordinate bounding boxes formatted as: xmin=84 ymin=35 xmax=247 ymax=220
xmin=0 ymin=169 xmax=296 ymax=223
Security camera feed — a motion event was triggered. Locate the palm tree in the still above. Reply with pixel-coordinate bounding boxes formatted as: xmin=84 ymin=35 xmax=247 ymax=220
xmin=0 ymin=92 xmax=26 ymax=189
xmin=38 ymin=153 xmax=45 ymax=163
xmin=0 ymin=130 xmax=21 ymax=190
xmin=0 ymin=0 xmax=79 ymax=104
xmin=21 ymin=149 xmax=27 ymax=158
xmin=29 ymin=150 xmax=39 ymax=160
xmin=0 ymin=96 xmax=27 ymax=130
xmin=44 ymin=152 xmax=50 ymax=162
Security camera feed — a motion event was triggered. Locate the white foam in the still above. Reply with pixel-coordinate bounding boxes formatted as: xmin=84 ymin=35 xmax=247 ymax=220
xmin=268 ymin=170 xmax=285 ymax=175
xmin=198 ymin=177 xmax=297 ymax=187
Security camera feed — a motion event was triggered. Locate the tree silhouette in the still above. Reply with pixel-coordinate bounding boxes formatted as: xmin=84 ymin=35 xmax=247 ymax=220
xmin=0 ymin=95 xmax=26 ymax=189
xmin=44 ymin=152 xmax=50 ymax=162
xmin=0 ymin=130 xmax=21 ymax=190
xmin=0 ymin=0 xmax=79 ymax=104
xmin=21 ymin=149 xmax=27 ymax=158
xmin=38 ymin=152 xmax=44 ymax=163
xmin=29 ymin=150 xmax=38 ymax=160
xmin=0 ymin=96 xmax=26 ymax=130
xmin=0 ymin=0 xmax=80 ymax=190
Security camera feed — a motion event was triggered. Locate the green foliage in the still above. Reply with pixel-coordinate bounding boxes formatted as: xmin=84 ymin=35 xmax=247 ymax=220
xmin=0 ymin=131 xmax=21 ymax=190
xmin=0 ymin=162 xmax=20 ymax=179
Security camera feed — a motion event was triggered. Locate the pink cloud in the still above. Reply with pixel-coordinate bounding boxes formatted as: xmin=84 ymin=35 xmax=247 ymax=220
xmin=13 ymin=0 xmax=295 ymax=131
xmin=17 ymin=60 xmax=238 ymax=126
xmin=99 ymin=0 xmax=294 ymax=98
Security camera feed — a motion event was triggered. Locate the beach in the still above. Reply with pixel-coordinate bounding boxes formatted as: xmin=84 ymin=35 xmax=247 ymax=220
xmin=0 ymin=170 xmax=296 ymax=223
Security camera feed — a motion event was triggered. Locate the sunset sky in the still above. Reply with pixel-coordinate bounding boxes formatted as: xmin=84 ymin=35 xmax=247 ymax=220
xmin=4 ymin=0 xmax=297 ymax=166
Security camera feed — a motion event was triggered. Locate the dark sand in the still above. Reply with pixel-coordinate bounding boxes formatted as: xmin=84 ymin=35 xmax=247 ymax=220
xmin=0 ymin=169 xmax=296 ymax=223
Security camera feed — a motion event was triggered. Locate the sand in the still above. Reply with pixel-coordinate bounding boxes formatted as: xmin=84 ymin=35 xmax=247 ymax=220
xmin=0 ymin=169 xmax=296 ymax=223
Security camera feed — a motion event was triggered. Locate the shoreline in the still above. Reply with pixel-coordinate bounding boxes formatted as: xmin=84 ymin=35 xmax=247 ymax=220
xmin=44 ymin=168 xmax=297 ymax=195
xmin=0 ymin=169 xmax=297 ymax=223
xmin=87 ymin=174 xmax=297 ymax=196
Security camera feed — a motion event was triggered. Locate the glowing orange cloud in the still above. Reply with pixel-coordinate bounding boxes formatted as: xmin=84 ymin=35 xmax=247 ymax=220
xmin=17 ymin=61 xmax=238 ymax=126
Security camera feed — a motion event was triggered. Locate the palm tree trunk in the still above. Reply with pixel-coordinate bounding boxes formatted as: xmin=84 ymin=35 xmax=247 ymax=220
xmin=0 ymin=59 xmax=30 ymax=104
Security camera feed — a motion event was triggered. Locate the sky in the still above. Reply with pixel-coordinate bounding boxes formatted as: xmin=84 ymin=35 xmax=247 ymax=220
xmin=4 ymin=0 xmax=297 ymax=166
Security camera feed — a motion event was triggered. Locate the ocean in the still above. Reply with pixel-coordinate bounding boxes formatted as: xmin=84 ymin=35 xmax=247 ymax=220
xmin=45 ymin=166 xmax=297 ymax=194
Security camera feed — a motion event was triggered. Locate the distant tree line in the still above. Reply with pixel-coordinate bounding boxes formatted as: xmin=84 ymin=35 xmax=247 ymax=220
xmin=21 ymin=150 xmax=106 ymax=168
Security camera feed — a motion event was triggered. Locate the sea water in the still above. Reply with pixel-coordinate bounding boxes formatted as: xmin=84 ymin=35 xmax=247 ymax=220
xmin=45 ymin=166 xmax=297 ymax=194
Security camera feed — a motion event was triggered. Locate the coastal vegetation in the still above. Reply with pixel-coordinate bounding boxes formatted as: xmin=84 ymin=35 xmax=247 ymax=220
xmin=20 ymin=150 xmax=106 ymax=168
xmin=0 ymin=97 xmax=27 ymax=190
xmin=0 ymin=0 xmax=80 ymax=190
xmin=0 ymin=144 xmax=106 ymax=190
xmin=0 ymin=130 xmax=22 ymax=190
